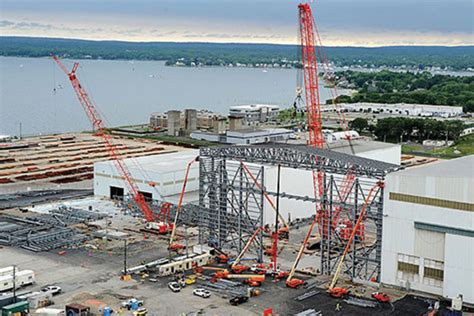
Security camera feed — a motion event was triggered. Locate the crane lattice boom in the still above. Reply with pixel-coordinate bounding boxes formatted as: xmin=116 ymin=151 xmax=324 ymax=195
xmin=298 ymin=3 xmax=324 ymax=149
xmin=51 ymin=55 xmax=157 ymax=224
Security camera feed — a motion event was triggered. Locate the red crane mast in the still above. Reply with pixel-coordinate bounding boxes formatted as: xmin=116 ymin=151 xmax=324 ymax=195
xmin=298 ymin=3 xmax=324 ymax=150
xmin=51 ymin=55 xmax=158 ymax=225
xmin=286 ymin=3 xmax=326 ymax=288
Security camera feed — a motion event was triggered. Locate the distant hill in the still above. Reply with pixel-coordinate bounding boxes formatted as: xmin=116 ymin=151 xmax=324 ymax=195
xmin=1 ymin=36 xmax=473 ymax=70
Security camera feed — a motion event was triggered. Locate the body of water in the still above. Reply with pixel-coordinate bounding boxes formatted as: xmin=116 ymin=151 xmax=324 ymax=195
xmin=0 ymin=56 xmax=344 ymax=136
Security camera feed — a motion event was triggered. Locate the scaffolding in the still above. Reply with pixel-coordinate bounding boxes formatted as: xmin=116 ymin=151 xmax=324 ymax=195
xmin=198 ymin=144 xmax=400 ymax=282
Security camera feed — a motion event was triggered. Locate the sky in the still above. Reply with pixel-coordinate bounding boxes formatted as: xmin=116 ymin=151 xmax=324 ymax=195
xmin=0 ymin=0 xmax=473 ymax=46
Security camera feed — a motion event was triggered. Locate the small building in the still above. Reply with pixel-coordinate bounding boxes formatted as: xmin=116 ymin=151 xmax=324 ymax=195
xmin=0 ymin=135 xmax=12 ymax=143
xmin=190 ymin=128 xmax=295 ymax=145
xmin=229 ymin=104 xmax=280 ymax=125
xmin=322 ymin=130 xmax=360 ymax=144
xmin=157 ymin=252 xmax=211 ymax=276
xmin=226 ymin=128 xmax=294 ymax=145
xmin=1 ymin=301 xmax=29 ymax=316
xmin=381 ymin=156 xmax=474 ymax=304
xmin=93 ymin=150 xmax=199 ymax=202
xmin=149 ymin=113 xmax=167 ymax=129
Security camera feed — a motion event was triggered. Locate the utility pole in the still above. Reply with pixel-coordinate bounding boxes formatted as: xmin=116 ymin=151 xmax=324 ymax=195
xmin=12 ymin=265 xmax=16 ymax=303
xmin=123 ymin=239 xmax=127 ymax=275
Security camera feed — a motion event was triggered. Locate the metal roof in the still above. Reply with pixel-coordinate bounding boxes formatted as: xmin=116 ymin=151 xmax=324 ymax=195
xmin=200 ymin=144 xmax=401 ymax=179
xmin=392 ymin=155 xmax=474 ymax=179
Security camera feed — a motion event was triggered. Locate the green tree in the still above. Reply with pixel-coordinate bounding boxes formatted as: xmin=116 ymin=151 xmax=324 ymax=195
xmin=349 ymin=118 xmax=369 ymax=133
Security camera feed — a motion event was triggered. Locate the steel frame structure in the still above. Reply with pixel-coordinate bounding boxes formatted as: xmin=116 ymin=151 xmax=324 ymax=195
xmin=198 ymin=145 xmax=400 ymax=282
xmin=198 ymin=156 xmax=265 ymax=262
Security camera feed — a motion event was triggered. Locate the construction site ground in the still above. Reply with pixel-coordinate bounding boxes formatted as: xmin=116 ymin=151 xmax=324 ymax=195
xmin=0 ymin=246 xmax=446 ymax=316
xmin=0 ymin=194 xmax=452 ymax=315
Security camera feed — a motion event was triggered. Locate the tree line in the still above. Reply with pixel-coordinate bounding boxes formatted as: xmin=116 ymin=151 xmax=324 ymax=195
xmin=349 ymin=117 xmax=466 ymax=143
xmin=2 ymin=36 xmax=473 ymax=70
xmin=333 ymin=70 xmax=474 ymax=112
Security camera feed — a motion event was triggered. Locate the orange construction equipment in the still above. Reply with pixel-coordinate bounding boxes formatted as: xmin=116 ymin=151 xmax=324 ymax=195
xmin=231 ymin=226 xmax=267 ymax=269
xmin=231 ymin=265 xmax=250 ymax=274
xmin=329 ymin=287 xmax=349 ymax=298
xmin=372 ymin=292 xmax=390 ymax=303
xmin=244 ymin=278 xmax=261 ymax=287
xmin=212 ymin=269 xmax=265 ymax=283
xmin=213 ymin=248 xmax=230 ymax=264
xmin=286 ymin=213 xmax=318 ymax=288
xmin=51 ymin=54 xmax=171 ymax=234
xmin=286 ymin=278 xmax=306 ymax=289
xmin=327 ymin=182 xmax=382 ymax=295
xmin=168 ymin=156 xmax=199 ymax=250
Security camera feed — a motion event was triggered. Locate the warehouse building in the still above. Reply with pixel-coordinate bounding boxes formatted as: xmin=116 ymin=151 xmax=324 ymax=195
xmin=381 ymin=155 xmax=474 ymax=304
xmin=93 ymin=150 xmax=199 ymax=203
xmin=329 ymin=103 xmax=463 ymax=117
xmin=94 ymin=140 xmax=400 ymax=225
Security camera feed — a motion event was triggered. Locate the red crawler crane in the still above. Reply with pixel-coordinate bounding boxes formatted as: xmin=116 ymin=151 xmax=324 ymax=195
xmin=52 ymin=55 xmax=172 ymax=233
xmin=286 ymin=2 xmax=325 ymax=288
xmin=287 ymin=2 xmax=360 ymax=288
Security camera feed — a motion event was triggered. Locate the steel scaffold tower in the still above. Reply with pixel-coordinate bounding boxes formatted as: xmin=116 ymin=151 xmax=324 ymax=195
xmin=198 ymin=145 xmax=400 ymax=281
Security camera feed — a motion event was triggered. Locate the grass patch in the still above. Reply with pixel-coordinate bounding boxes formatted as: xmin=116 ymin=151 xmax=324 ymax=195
xmin=402 ymin=134 xmax=474 ymax=159
xmin=402 ymin=144 xmax=424 ymax=154
xmin=428 ymin=134 xmax=474 ymax=158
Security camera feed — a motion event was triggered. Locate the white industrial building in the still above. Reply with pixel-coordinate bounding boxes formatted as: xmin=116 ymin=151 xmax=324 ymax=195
xmin=94 ymin=140 xmax=400 ymax=226
xmin=94 ymin=150 xmax=199 ymax=203
xmin=325 ymin=103 xmax=463 ymax=117
xmin=229 ymin=104 xmax=280 ymax=125
xmin=251 ymin=140 xmax=401 ymax=224
xmin=190 ymin=128 xmax=295 ymax=145
xmin=381 ymin=156 xmax=474 ymax=304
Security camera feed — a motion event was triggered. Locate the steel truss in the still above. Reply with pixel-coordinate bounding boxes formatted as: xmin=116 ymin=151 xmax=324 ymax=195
xmin=199 ymin=157 xmax=265 ymax=262
xmin=199 ymin=145 xmax=399 ymax=283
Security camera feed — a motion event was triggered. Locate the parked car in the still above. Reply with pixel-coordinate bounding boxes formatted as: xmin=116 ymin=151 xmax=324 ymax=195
xmin=41 ymin=285 xmax=62 ymax=296
xmin=168 ymin=282 xmax=181 ymax=292
xmin=193 ymin=288 xmax=211 ymax=298
xmin=229 ymin=295 xmax=248 ymax=306
xmin=121 ymin=298 xmax=144 ymax=310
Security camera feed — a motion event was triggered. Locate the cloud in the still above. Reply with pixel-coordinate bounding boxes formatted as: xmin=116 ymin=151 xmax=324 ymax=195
xmin=0 ymin=20 xmax=16 ymax=27
xmin=0 ymin=11 xmax=472 ymax=46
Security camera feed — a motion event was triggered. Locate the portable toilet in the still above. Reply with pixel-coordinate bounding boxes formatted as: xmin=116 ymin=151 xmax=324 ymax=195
xmin=103 ymin=307 xmax=111 ymax=316
xmin=130 ymin=300 xmax=139 ymax=311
